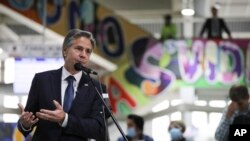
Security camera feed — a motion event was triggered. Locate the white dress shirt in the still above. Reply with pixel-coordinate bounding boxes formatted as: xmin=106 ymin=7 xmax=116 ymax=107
xmin=20 ymin=67 xmax=83 ymax=130
xmin=61 ymin=66 xmax=82 ymax=127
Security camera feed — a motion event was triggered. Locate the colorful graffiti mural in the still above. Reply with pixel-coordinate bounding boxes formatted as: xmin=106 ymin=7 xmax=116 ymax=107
xmin=108 ymin=39 xmax=250 ymax=115
xmin=177 ymin=39 xmax=246 ymax=85
xmin=1 ymin=0 xmax=152 ymax=115
xmin=1 ymin=1 xmax=250 ymax=116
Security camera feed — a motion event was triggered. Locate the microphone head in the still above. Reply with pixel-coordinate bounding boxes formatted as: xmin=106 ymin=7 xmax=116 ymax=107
xmin=74 ymin=63 xmax=82 ymax=71
xmin=74 ymin=63 xmax=98 ymax=75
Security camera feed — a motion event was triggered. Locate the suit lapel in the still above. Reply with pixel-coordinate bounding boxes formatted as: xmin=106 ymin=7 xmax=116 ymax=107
xmin=70 ymin=73 xmax=91 ymax=110
xmin=51 ymin=68 xmax=62 ymax=105
xmin=78 ymin=73 xmax=90 ymax=91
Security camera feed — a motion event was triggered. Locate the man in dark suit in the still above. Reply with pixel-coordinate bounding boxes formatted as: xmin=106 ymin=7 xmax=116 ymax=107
xmin=17 ymin=29 xmax=106 ymax=141
xmin=200 ymin=6 xmax=232 ymax=39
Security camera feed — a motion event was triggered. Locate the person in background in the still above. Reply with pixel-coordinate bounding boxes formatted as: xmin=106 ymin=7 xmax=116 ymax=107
xmin=117 ymin=114 xmax=154 ymax=141
xmin=199 ymin=6 xmax=231 ymax=39
xmin=160 ymin=14 xmax=177 ymax=41
xmin=168 ymin=121 xmax=186 ymax=141
xmin=215 ymin=84 xmax=250 ymax=141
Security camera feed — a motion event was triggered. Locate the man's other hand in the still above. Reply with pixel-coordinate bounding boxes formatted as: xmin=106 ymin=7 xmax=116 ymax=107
xmin=36 ymin=100 xmax=65 ymax=124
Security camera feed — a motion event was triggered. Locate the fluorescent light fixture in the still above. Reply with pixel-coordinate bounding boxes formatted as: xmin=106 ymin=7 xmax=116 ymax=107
xmin=181 ymin=8 xmax=195 ymax=16
xmin=171 ymin=99 xmax=182 ymax=106
xmin=209 ymin=100 xmax=226 ymax=108
xmin=194 ymin=100 xmax=207 ymax=106
xmin=3 ymin=113 xmax=19 ymax=123
xmin=152 ymin=100 xmax=169 ymax=113
xmin=3 ymin=95 xmax=19 ymax=108
xmin=0 ymin=48 xmax=3 ymax=54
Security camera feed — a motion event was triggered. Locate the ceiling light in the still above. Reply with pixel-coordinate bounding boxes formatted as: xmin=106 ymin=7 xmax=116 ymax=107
xmin=181 ymin=0 xmax=195 ymax=16
xmin=194 ymin=100 xmax=207 ymax=106
xmin=181 ymin=8 xmax=195 ymax=16
xmin=209 ymin=100 xmax=226 ymax=108
xmin=171 ymin=99 xmax=183 ymax=106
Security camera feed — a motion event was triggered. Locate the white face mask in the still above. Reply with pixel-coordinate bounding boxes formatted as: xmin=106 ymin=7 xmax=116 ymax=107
xmin=127 ymin=127 xmax=137 ymax=138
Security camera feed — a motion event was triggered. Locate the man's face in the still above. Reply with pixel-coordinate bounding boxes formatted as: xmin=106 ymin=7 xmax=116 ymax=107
xmin=211 ymin=8 xmax=218 ymax=17
xmin=127 ymin=118 xmax=140 ymax=138
xmin=127 ymin=119 xmax=136 ymax=129
xmin=64 ymin=36 xmax=93 ymax=73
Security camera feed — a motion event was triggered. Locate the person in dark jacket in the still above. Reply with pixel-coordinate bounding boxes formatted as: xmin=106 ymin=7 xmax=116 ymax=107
xmin=200 ymin=6 xmax=231 ymax=39
xmin=17 ymin=29 xmax=106 ymax=141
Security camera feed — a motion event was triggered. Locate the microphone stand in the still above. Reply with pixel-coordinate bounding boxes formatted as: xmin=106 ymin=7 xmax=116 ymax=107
xmin=85 ymin=72 xmax=128 ymax=141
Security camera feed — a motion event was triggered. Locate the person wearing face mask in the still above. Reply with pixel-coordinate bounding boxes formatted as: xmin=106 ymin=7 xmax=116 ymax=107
xmin=117 ymin=114 xmax=154 ymax=141
xmin=168 ymin=121 xmax=186 ymax=141
xmin=215 ymin=84 xmax=250 ymax=141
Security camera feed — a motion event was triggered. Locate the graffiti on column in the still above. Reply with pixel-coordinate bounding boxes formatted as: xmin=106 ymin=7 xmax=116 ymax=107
xmin=97 ymin=16 xmax=124 ymax=58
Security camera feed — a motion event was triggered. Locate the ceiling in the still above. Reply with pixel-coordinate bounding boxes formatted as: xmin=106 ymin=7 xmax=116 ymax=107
xmin=0 ymin=0 xmax=249 ymax=48
xmin=96 ymin=0 xmax=250 ymax=22
xmin=0 ymin=9 xmax=115 ymax=77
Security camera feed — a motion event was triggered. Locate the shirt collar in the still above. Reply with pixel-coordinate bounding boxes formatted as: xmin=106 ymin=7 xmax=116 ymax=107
xmin=62 ymin=66 xmax=82 ymax=84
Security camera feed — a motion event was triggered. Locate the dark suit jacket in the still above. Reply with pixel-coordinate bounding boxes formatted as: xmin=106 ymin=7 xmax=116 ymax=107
xmin=17 ymin=68 xmax=106 ymax=141
xmin=200 ymin=18 xmax=231 ymax=39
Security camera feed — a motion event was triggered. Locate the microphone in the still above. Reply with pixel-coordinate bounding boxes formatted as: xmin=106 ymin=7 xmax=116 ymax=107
xmin=74 ymin=63 xmax=98 ymax=75
xmin=75 ymin=64 xmax=128 ymax=141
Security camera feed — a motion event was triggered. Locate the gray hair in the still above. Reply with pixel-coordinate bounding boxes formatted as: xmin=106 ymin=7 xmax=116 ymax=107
xmin=62 ymin=29 xmax=96 ymax=57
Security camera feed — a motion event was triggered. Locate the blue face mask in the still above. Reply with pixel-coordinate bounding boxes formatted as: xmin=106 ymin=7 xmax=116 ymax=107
xmin=169 ymin=128 xmax=182 ymax=140
xmin=127 ymin=127 xmax=136 ymax=138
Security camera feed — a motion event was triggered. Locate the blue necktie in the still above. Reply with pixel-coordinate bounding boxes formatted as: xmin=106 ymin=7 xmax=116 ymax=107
xmin=63 ymin=75 xmax=75 ymax=112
